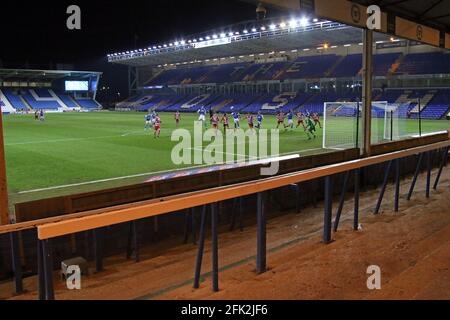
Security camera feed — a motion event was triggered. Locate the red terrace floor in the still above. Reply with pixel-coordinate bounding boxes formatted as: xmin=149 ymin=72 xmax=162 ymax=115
xmin=2 ymin=168 xmax=450 ymax=300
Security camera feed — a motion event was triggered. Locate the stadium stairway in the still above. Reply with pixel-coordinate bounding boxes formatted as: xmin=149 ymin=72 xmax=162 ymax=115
xmin=48 ymin=90 xmax=72 ymax=110
xmin=325 ymin=55 xmax=347 ymax=78
xmin=211 ymin=99 xmax=234 ymax=112
xmin=19 ymin=95 xmax=32 ymax=111
xmin=294 ymin=92 xmax=320 ymax=113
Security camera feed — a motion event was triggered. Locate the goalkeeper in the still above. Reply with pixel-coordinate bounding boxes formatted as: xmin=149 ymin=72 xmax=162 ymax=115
xmin=305 ymin=116 xmax=317 ymax=140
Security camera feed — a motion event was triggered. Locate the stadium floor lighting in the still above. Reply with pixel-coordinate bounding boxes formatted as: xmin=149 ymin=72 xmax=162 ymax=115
xmin=280 ymin=22 xmax=286 ymax=28
xmin=243 ymin=29 xmax=248 ymax=34
xmin=300 ymin=18 xmax=309 ymax=26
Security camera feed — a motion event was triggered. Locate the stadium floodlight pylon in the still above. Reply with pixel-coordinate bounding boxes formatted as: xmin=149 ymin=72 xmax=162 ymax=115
xmin=322 ymin=101 xmax=389 ymax=150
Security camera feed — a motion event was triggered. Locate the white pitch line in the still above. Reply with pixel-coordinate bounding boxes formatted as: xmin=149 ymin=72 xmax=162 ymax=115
xmin=17 ymin=148 xmax=325 ymax=194
xmin=17 ymin=163 xmax=212 ymax=194
xmin=6 ymin=132 xmax=149 ymax=146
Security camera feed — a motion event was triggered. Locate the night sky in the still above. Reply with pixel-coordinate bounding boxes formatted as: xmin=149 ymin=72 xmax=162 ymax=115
xmin=1 ymin=0 xmax=281 ymax=101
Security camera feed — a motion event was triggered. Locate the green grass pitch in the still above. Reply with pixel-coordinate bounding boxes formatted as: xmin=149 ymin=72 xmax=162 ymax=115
xmin=3 ymin=112 xmax=449 ymax=198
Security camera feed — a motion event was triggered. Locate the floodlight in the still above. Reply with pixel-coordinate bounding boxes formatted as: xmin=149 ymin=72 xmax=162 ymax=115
xmin=280 ymin=22 xmax=286 ymax=28
xmin=300 ymin=18 xmax=309 ymax=26
xmin=270 ymin=24 xmax=276 ymax=30
xmin=289 ymin=19 xmax=298 ymax=27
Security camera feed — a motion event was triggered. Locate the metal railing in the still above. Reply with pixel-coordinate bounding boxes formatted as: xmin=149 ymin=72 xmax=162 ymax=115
xmin=1 ymin=137 xmax=449 ymax=299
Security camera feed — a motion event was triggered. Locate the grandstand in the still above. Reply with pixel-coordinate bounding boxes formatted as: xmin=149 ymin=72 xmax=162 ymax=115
xmin=0 ymin=69 xmax=102 ymax=113
xmin=110 ymin=19 xmax=450 ymax=121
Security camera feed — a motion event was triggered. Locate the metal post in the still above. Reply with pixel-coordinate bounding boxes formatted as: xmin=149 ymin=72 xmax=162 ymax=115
xmin=41 ymin=239 xmax=54 ymax=300
xmin=193 ymin=205 xmax=207 ymax=289
xmin=290 ymin=183 xmax=301 ymax=213
xmin=362 ymin=29 xmax=374 ymax=157
xmin=256 ymin=192 xmax=266 ymax=274
xmin=191 ymin=208 xmax=197 ymax=245
xmin=434 ymin=147 xmax=449 ymax=190
xmin=37 ymin=239 xmax=45 ymax=300
xmin=229 ymin=199 xmax=237 ymax=231
xmin=355 ymin=100 xmax=360 ymax=149
xmin=93 ymin=229 xmax=103 ymax=272
xmin=418 ymin=98 xmax=422 ymax=137
xmin=323 ymin=175 xmax=333 ymax=243
xmin=374 ymin=161 xmax=393 ymax=214
xmin=132 ymin=221 xmax=139 ymax=262
xmin=426 ymin=151 xmax=432 ymax=198
xmin=0 ymin=110 xmax=10 ymax=226
xmin=407 ymin=153 xmax=424 ymax=200
xmin=9 ymin=232 xmax=23 ymax=294
xmin=394 ymin=158 xmax=401 ymax=212
xmin=354 ymin=169 xmax=360 ymax=231
xmin=211 ymin=203 xmax=219 ymax=292
xmin=333 ymin=171 xmax=350 ymax=232
xmin=390 ymin=111 xmax=394 ymax=141
xmin=238 ymin=197 xmax=244 ymax=231
xmin=183 ymin=209 xmax=190 ymax=244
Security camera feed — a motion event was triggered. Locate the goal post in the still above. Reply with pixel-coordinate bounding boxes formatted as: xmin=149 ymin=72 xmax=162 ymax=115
xmin=322 ymin=101 xmax=390 ymax=150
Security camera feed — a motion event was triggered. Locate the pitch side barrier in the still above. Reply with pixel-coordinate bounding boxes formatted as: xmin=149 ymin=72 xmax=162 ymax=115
xmin=1 ymin=138 xmax=449 ymax=299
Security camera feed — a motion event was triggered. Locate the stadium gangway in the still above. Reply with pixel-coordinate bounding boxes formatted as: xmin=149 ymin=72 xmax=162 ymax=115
xmin=0 ymin=138 xmax=449 ymax=299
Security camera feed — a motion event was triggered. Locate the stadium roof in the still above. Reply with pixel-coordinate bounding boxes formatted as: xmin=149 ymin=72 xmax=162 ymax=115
xmin=244 ymin=0 xmax=450 ymax=33
xmin=0 ymin=69 xmax=102 ymax=82
xmin=108 ymin=20 xmax=389 ymax=67
xmin=351 ymin=0 xmax=450 ymax=33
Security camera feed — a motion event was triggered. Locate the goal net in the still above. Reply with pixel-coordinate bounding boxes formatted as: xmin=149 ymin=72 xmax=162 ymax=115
xmin=322 ymin=101 xmax=399 ymax=150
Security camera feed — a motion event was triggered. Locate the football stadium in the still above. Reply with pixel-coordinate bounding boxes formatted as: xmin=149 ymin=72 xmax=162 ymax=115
xmin=1 ymin=0 xmax=450 ymax=305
